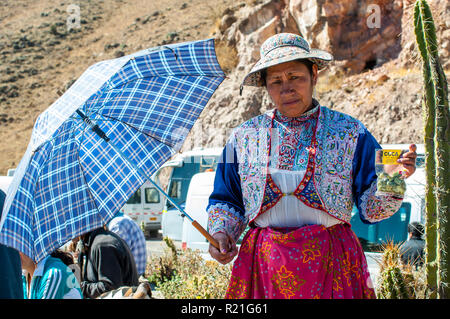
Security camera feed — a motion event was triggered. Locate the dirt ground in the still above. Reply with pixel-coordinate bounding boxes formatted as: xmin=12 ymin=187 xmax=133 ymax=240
xmin=0 ymin=0 xmax=237 ymax=174
xmin=0 ymin=0 xmax=448 ymax=175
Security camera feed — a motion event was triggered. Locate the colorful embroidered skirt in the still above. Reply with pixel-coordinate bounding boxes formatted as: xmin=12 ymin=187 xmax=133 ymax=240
xmin=225 ymin=223 xmax=376 ymax=299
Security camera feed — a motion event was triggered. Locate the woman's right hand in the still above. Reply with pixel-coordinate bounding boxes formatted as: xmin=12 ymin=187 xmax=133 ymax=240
xmin=209 ymin=232 xmax=238 ymax=265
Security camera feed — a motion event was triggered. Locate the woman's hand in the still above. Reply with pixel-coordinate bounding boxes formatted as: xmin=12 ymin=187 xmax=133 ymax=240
xmin=209 ymin=232 xmax=238 ymax=265
xmin=398 ymin=144 xmax=418 ymax=178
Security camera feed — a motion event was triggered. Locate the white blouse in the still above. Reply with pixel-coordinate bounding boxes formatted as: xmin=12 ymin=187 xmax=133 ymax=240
xmin=254 ymin=168 xmax=343 ymax=228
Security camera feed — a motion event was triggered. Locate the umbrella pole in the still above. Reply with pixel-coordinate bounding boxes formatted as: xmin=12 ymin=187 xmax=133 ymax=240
xmin=76 ymin=109 xmax=220 ymax=249
xmin=141 ymin=174 xmax=220 ymax=250
xmin=109 ymin=143 xmax=220 ymax=250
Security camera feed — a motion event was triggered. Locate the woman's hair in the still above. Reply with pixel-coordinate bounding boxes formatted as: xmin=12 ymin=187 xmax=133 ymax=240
xmin=50 ymin=249 xmax=75 ymax=267
xmin=261 ymin=59 xmax=315 ymax=86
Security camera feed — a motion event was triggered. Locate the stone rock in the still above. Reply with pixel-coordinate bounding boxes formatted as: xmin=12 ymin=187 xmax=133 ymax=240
xmin=190 ymin=0 xmax=449 ymax=152
xmin=219 ymin=14 xmax=237 ymax=33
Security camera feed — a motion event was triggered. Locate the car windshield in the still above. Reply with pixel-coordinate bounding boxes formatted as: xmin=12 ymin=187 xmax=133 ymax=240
xmin=145 ymin=187 xmax=160 ymax=203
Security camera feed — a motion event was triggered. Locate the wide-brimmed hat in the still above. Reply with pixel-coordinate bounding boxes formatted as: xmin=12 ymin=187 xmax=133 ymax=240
xmin=242 ymin=33 xmax=333 ymax=87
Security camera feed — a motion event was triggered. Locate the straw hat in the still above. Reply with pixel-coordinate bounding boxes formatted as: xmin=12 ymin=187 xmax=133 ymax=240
xmin=242 ymin=33 xmax=333 ymax=87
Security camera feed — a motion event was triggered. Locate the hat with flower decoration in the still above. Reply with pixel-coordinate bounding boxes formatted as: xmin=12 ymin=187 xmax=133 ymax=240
xmin=241 ymin=33 xmax=333 ymax=87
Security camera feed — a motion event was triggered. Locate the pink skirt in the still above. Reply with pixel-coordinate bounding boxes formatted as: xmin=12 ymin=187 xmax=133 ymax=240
xmin=225 ymin=223 xmax=376 ymax=299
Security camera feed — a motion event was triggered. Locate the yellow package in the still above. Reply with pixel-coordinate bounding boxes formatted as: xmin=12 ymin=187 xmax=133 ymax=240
xmin=375 ymin=149 xmax=407 ymax=196
xmin=379 ymin=149 xmax=404 ymax=164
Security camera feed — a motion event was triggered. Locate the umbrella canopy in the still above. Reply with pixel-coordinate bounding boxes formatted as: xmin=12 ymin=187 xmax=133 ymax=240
xmin=0 ymin=38 xmax=224 ymax=262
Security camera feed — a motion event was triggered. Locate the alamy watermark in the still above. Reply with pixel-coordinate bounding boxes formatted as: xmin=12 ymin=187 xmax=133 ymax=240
xmin=367 ymin=4 xmax=381 ymax=29
xmin=66 ymin=4 xmax=81 ymax=32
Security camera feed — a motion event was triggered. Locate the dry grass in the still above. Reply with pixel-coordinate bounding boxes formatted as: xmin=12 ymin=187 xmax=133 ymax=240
xmin=315 ymin=68 xmax=347 ymax=94
xmin=146 ymin=237 xmax=232 ymax=299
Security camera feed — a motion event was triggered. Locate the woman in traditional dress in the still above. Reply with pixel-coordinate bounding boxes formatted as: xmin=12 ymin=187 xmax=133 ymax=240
xmin=206 ymin=33 xmax=417 ymax=299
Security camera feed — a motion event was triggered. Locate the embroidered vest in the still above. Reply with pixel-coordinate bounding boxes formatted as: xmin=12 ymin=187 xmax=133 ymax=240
xmin=231 ymin=105 xmax=365 ymax=224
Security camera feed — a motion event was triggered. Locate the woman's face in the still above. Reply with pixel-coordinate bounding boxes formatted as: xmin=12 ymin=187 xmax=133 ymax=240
xmin=265 ymin=60 xmax=318 ymax=117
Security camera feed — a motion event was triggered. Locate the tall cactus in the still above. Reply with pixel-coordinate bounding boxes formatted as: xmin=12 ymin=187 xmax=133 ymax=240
xmin=414 ymin=0 xmax=438 ymax=298
xmin=414 ymin=0 xmax=450 ymax=298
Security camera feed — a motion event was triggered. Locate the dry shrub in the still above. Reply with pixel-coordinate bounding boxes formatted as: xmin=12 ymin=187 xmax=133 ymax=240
xmin=315 ymin=67 xmax=346 ymax=94
xmin=146 ymin=237 xmax=232 ymax=299
xmin=145 ymin=246 xmax=177 ymax=285
xmin=214 ymin=39 xmax=238 ymax=74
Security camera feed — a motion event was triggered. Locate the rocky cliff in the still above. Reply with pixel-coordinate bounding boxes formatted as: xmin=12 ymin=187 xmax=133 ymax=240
xmin=0 ymin=0 xmax=449 ymax=174
xmin=189 ymin=0 xmax=449 ymax=151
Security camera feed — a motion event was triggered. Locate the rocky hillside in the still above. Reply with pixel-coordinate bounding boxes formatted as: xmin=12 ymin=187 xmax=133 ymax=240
xmin=0 ymin=0 xmax=449 ymax=174
xmin=193 ymin=0 xmax=450 ymax=151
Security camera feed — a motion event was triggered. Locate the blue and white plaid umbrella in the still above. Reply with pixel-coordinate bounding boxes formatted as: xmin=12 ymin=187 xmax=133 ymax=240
xmin=0 ymin=38 xmax=225 ymax=262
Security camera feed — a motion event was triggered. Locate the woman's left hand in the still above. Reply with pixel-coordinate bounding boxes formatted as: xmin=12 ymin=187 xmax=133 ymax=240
xmin=398 ymin=144 xmax=417 ymax=178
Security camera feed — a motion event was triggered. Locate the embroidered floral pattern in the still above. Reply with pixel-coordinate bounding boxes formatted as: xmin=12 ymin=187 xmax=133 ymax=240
xmin=359 ymin=181 xmax=403 ymax=223
xmin=240 ymin=229 xmax=257 ymax=255
xmin=341 ymin=251 xmax=361 ymax=287
xmin=259 ymin=241 xmax=272 ymax=263
xmin=333 ymin=274 xmax=344 ymax=293
xmin=233 ymin=117 xmax=271 ymax=224
xmin=207 ymin=203 xmax=247 ymax=241
xmin=259 ymin=173 xmax=283 ymax=215
xmin=225 ymin=275 xmax=251 ymax=299
xmin=301 ymin=237 xmax=322 ymax=263
xmin=224 ymin=225 xmax=375 ymax=299
xmin=271 ymin=265 xmax=306 ymax=299
xmin=313 ymin=109 xmax=362 ymax=223
xmin=292 ymin=145 xmax=325 ymax=211
xmin=271 ymin=230 xmax=296 ymax=245
xmin=272 ymin=107 xmax=317 ymax=171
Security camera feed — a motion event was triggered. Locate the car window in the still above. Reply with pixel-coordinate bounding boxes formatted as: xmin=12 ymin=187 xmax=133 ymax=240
xmin=168 ymin=180 xmax=182 ymax=199
xmin=145 ymin=187 xmax=160 ymax=203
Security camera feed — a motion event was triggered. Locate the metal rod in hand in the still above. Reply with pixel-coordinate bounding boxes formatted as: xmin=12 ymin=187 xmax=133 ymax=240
xmin=143 ymin=173 xmax=220 ymax=250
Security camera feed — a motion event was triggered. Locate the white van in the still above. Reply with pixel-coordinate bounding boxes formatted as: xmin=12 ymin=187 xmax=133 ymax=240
xmin=0 ymin=168 xmax=15 ymax=194
xmin=181 ymin=171 xmax=216 ymax=251
xmin=0 ymin=176 xmax=13 ymax=194
xmin=159 ymin=147 xmax=222 ymax=241
xmin=119 ymin=178 xmax=165 ymax=237
xmin=180 ymin=170 xmax=249 ymax=253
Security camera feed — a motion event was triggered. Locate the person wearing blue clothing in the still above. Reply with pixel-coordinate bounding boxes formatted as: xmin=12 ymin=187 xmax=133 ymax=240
xmin=107 ymin=212 xmax=147 ymax=276
xmin=0 ymin=189 xmax=23 ymax=299
xmin=21 ymin=250 xmax=82 ymax=299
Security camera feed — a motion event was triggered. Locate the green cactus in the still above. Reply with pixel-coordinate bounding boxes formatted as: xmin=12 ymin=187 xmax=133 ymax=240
xmin=376 ymin=241 xmax=414 ymax=299
xmin=378 ymin=267 xmax=413 ymax=299
xmin=414 ymin=0 xmax=450 ymax=299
